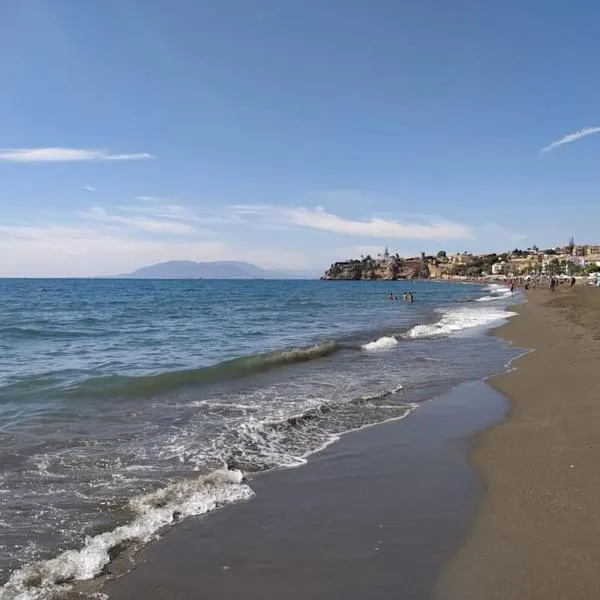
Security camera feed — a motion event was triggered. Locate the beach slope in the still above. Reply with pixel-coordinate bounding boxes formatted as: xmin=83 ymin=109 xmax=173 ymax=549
xmin=438 ymin=285 xmax=600 ymax=600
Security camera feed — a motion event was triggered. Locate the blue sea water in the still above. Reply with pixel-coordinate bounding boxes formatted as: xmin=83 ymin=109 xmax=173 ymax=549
xmin=0 ymin=278 xmax=517 ymax=598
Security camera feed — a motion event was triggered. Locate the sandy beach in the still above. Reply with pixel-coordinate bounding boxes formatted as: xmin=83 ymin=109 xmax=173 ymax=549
xmin=438 ymin=283 xmax=600 ymax=600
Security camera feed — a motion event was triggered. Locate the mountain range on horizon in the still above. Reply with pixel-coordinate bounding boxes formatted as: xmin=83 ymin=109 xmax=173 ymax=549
xmin=117 ymin=260 xmax=318 ymax=280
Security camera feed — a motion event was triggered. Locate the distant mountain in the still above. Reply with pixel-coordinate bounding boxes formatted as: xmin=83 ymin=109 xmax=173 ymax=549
xmin=117 ymin=260 xmax=317 ymax=279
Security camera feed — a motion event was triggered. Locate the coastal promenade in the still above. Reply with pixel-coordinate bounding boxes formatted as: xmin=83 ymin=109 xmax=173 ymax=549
xmin=439 ymin=284 xmax=600 ymax=599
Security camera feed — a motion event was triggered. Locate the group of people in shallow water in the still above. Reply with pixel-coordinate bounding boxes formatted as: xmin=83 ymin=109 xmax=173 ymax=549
xmin=387 ymin=291 xmax=414 ymax=303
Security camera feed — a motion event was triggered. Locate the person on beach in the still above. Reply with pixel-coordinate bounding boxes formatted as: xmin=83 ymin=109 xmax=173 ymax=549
xmin=549 ymin=277 xmax=556 ymax=292
xmin=570 ymin=276 xmax=576 ymax=287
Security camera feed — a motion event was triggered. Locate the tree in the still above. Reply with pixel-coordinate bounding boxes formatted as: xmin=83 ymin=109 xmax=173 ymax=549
xmin=569 ymin=262 xmax=584 ymax=275
xmin=547 ymin=257 xmax=560 ymax=276
xmin=437 ymin=250 xmax=447 ymax=258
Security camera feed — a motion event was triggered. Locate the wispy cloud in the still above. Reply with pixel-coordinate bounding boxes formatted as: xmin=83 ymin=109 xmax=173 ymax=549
xmin=540 ymin=127 xmax=600 ymax=153
xmin=0 ymin=148 xmax=154 ymax=162
xmin=227 ymin=205 xmax=472 ymax=240
xmin=0 ymin=194 xmax=525 ymax=277
xmin=81 ymin=205 xmax=198 ymax=235
xmin=84 ymin=185 xmax=97 ymax=192
xmin=287 ymin=207 xmax=471 ymax=239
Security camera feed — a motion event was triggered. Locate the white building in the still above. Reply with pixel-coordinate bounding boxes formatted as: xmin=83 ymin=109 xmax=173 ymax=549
xmin=491 ymin=262 xmax=505 ymax=275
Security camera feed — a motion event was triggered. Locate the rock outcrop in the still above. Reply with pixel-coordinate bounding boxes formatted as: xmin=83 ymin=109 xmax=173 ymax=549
xmin=321 ymin=256 xmax=431 ymax=280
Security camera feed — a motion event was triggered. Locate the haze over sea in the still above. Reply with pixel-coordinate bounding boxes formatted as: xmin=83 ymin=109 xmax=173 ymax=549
xmin=0 ymin=278 xmax=517 ymax=599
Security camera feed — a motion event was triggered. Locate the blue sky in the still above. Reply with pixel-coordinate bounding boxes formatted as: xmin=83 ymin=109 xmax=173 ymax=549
xmin=1 ymin=0 xmax=600 ymax=276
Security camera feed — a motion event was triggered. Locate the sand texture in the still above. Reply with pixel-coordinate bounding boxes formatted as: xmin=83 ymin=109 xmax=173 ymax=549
xmin=438 ymin=285 xmax=600 ymax=600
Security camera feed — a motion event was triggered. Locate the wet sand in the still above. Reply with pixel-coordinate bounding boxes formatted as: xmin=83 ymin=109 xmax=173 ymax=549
xmin=438 ymin=284 xmax=600 ymax=600
xmin=104 ymin=379 xmax=509 ymax=600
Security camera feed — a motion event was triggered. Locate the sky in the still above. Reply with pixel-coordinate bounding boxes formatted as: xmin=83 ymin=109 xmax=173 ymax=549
xmin=1 ymin=0 xmax=600 ymax=277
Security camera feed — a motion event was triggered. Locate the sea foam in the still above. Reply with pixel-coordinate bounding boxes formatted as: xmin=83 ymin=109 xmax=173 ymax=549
xmin=361 ymin=336 xmax=399 ymax=351
xmin=476 ymin=283 xmax=513 ymax=302
xmin=405 ymin=306 xmax=516 ymax=339
xmin=0 ymin=470 xmax=252 ymax=600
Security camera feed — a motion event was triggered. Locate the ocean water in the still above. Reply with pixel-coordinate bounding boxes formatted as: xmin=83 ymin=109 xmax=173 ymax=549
xmin=0 ymin=278 xmax=517 ymax=599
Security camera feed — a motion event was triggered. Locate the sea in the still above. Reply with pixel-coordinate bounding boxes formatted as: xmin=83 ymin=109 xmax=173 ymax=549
xmin=0 ymin=278 xmax=517 ymax=599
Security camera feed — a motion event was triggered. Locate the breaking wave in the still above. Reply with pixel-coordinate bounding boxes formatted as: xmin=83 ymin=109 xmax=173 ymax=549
xmin=361 ymin=336 xmax=399 ymax=351
xmin=476 ymin=283 xmax=513 ymax=302
xmin=0 ymin=470 xmax=253 ymax=600
xmin=0 ymin=381 xmax=411 ymax=599
xmin=405 ymin=306 xmax=516 ymax=338
xmin=64 ymin=341 xmax=340 ymax=399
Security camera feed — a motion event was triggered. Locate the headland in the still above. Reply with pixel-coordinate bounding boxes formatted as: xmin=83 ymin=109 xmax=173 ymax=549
xmin=322 ymin=242 xmax=600 ymax=281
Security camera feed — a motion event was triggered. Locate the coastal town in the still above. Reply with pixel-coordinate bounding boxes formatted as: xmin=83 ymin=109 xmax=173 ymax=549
xmin=322 ymin=239 xmax=600 ymax=281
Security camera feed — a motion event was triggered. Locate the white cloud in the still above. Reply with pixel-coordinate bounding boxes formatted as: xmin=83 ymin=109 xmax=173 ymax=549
xmin=540 ymin=127 xmax=600 ymax=153
xmin=81 ymin=205 xmax=198 ymax=235
xmin=287 ymin=207 xmax=471 ymax=239
xmin=84 ymin=185 xmax=97 ymax=192
xmin=0 ymin=148 xmax=154 ymax=162
xmin=227 ymin=205 xmax=472 ymax=240
xmin=118 ymin=203 xmax=189 ymax=218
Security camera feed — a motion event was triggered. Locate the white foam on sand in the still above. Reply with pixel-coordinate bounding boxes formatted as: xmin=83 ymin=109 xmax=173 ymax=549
xmin=405 ymin=306 xmax=516 ymax=339
xmin=477 ymin=283 xmax=513 ymax=302
xmin=361 ymin=336 xmax=399 ymax=351
xmin=0 ymin=470 xmax=253 ymax=600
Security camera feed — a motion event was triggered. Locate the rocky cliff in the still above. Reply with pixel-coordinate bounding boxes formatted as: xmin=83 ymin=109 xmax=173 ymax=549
xmin=321 ymin=256 xmax=431 ymax=280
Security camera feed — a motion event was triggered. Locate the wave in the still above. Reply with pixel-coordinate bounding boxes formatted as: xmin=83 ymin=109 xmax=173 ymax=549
xmin=0 ymin=469 xmax=252 ymax=600
xmin=67 ymin=341 xmax=340 ymax=399
xmin=355 ymin=383 xmax=405 ymax=402
xmin=0 ymin=326 xmax=112 ymax=340
xmin=1 ymin=382 xmax=411 ymax=599
xmin=476 ymin=292 xmax=512 ymax=302
xmin=482 ymin=283 xmax=511 ymax=293
xmin=223 ymin=383 xmax=408 ymax=472
xmin=476 ymin=283 xmax=513 ymax=302
xmin=405 ymin=306 xmax=516 ymax=338
xmin=361 ymin=336 xmax=398 ymax=351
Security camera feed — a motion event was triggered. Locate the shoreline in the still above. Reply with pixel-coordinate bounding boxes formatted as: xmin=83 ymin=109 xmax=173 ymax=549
xmin=82 ymin=297 xmax=522 ymax=600
xmin=101 ymin=379 xmax=510 ymax=600
xmin=437 ymin=284 xmax=600 ymax=599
